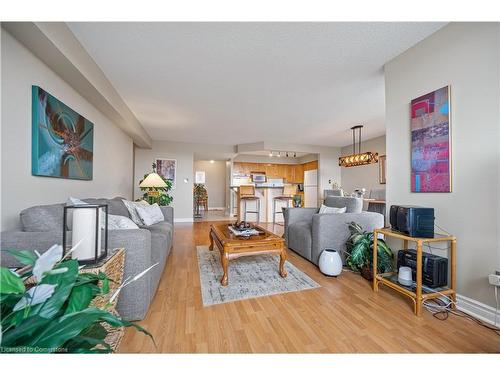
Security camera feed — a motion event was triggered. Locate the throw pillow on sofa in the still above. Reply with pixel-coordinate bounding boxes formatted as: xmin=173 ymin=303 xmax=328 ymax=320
xmin=319 ymin=204 xmax=346 ymax=214
xmin=108 ymin=214 xmax=139 ymax=230
xmin=122 ymin=199 xmax=149 ymax=225
xmin=67 ymin=197 xmax=88 ymax=206
xmin=135 ymin=203 xmax=165 ymax=226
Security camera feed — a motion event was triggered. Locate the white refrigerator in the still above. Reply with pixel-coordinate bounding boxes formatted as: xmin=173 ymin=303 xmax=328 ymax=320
xmin=304 ymin=169 xmax=318 ymax=208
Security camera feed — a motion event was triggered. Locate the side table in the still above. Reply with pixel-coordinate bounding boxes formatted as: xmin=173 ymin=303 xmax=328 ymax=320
xmin=373 ymin=229 xmax=456 ymax=316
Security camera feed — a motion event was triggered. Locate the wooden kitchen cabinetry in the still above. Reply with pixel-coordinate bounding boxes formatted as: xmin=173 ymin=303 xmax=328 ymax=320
xmin=233 ymin=161 xmax=316 ymax=183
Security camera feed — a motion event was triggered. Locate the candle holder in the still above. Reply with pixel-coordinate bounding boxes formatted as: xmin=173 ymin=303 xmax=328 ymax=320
xmin=63 ymin=204 xmax=108 ymax=265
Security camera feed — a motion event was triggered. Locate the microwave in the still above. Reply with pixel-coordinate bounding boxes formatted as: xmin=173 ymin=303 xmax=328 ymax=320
xmin=251 ymin=173 xmax=266 ymax=183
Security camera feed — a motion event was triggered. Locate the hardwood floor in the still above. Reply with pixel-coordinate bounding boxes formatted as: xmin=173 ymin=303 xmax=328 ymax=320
xmin=119 ymin=221 xmax=500 ymax=353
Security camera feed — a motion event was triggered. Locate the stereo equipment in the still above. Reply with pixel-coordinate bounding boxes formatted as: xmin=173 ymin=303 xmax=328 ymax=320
xmin=390 ymin=205 xmax=435 ymax=238
xmin=397 ymin=249 xmax=448 ymax=288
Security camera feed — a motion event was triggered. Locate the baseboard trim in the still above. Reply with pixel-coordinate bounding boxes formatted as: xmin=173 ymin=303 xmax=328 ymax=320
xmin=456 ymin=294 xmax=499 ymax=328
xmin=174 ymin=218 xmax=194 ymax=223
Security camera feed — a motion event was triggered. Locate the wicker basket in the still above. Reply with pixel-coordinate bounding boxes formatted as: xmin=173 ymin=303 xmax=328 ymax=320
xmin=81 ymin=248 xmax=126 ymax=352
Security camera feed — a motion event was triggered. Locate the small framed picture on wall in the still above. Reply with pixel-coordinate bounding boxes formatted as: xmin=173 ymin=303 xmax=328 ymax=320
xmin=156 ymin=158 xmax=177 ymax=188
xmin=195 ymin=171 xmax=206 ymax=184
xmin=379 ymin=155 xmax=386 ymax=184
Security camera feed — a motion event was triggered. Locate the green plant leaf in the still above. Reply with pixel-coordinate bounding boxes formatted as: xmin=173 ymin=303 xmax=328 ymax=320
xmin=64 ymin=323 xmax=111 ymax=353
xmin=101 ymin=277 xmax=110 ymax=295
xmin=1 ymin=315 xmax=51 ymax=347
xmin=36 ymin=260 xmax=79 ymax=319
xmin=65 ymin=336 xmax=112 ymax=353
xmin=2 ymin=249 xmax=37 ymax=266
xmin=30 ymin=307 xmax=112 ymax=348
xmin=73 ymin=272 xmax=101 ymax=287
xmin=5 ymin=260 xmax=80 ymax=327
xmin=65 ymin=284 xmax=95 ymax=314
xmin=0 ymin=268 xmax=25 ymax=295
xmin=100 ymin=313 xmax=155 ymax=345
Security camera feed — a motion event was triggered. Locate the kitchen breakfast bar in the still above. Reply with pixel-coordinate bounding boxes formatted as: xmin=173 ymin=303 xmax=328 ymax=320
xmin=230 ymin=185 xmax=298 ymax=224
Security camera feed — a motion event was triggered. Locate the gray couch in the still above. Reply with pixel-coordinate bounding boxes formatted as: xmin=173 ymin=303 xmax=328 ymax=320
xmin=284 ymin=196 xmax=384 ymax=266
xmin=0 ymin=197 xmax=173 ymax=321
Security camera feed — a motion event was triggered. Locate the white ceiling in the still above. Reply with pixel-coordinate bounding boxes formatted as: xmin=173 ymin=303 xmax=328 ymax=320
xmin=68 ymin=22 xmax=445 ymax=147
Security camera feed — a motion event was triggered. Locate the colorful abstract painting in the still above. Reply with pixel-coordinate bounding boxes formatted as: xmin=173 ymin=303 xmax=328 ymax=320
xmin=32 ymin=86 xmax=93 ymax=180
xmin=410 ymin=86 xmax=451 ymax=192
xmin=156 ymin=158 xmax=176 ymax=188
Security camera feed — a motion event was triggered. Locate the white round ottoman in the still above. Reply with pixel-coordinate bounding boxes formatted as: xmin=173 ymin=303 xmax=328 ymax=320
xmin=318 ymin=249 xmax=343 ymax=276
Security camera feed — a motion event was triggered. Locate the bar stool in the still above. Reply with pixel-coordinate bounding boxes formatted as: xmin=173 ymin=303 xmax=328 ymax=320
xmin=239 ymin=185 xmax=260 ymax=223
xmin=273 ymin=184 xmax=297 ymax=225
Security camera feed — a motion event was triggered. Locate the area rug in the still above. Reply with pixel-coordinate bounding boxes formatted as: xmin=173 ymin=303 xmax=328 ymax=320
xmin=196 ymin=245 xmax=320 ymax=306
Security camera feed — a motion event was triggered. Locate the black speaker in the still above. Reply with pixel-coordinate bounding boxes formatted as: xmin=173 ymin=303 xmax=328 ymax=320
xmin=390 ymin=205 xmax=399 ymax=230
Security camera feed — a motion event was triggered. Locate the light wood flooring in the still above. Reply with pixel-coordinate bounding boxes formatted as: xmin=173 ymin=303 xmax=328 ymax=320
xmin=119 ymin=221 xmax=500 ymax=353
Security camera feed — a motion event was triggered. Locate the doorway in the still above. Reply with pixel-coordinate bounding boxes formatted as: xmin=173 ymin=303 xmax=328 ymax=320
xmin=193 ymin=159 xmax=233 ymax=222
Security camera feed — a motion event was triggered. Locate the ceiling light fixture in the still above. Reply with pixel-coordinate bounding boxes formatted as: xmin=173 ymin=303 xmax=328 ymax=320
xmin=269 ymin=151 xmax=273 ymax=157
xmin=277 ymin=152 xmax=281 ymax=158
xmin=210 ymin=160 xmax=215 ymax=164
xmin=338 ymin=125 xmax=378 ymax=167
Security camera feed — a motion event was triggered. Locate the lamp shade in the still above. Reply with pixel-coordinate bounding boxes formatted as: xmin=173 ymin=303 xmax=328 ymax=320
xmin=140 ymin=172 xmax=167 ymax=188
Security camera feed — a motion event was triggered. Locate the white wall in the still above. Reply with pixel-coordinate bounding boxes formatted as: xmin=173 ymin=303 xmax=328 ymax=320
xmin=193 ymin=160 xmax=226 ymax=209
xmin=317 ymin=148 xmax=342 ymax=202
xmin=385 ymin=23 xmax=500 ymax=308
xmin=340 ymin=135 xmax=386 ymax=194
xmin=1 ymin=30 xmax=133 ymax=231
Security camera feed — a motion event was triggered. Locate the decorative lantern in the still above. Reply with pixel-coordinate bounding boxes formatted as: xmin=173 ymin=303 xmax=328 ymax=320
xmin=63 ymin=204 xmax=108 ymax=265
xmin=338 ymin=125 xmax=379 ymax=167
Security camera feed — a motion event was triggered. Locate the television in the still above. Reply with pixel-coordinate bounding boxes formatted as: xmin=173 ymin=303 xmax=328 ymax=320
xmin=389 ymin=205 xmax=435 ymax=238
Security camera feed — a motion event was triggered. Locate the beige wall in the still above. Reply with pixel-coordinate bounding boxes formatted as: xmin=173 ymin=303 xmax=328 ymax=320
xmin=1 ymin=30 xmax=134 ymax=231
xmin=385 ymin=23 xmax=500 ymax=309
xmin=134 ymin=141 xmax=235 ymax=220
xmin=134 ymin=141 xmax=194 ymax=221
xmin=193 ymin=160 xmax=226 ymax=209
xmin=340 ymin=135 xmax=386 ymax=194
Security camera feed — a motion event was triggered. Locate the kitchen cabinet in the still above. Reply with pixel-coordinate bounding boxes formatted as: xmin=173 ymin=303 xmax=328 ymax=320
xmin=232 ymin=161 xmax=316 ymax=183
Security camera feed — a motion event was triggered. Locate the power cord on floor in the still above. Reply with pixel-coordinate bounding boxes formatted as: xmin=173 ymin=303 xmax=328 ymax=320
xmin=421 ymin=285 xmax=500 ymax=336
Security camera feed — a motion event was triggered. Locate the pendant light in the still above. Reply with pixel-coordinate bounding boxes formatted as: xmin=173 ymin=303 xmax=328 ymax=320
xmin=338 ymin=125 xmax=379 ymax=167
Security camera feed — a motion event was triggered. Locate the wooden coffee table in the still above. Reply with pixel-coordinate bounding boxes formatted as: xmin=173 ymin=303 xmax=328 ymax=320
xmin=209 ymin=224 xmax=287 ymax=286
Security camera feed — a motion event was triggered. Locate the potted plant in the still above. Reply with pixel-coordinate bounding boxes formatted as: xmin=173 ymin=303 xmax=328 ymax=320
xmin=345 ymin=222 xmax=394 ymax=280
xmin=0 ymin=245 xmax=154 ymax=353
xmin=292 ymin=194 xmax=302 ymax=208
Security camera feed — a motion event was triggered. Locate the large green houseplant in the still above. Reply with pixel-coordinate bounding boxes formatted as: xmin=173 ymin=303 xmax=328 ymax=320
xmin=0 ymin=245 xmax=154 ymax=353
xmin=345 ymin=222 xmax=394 ymax=280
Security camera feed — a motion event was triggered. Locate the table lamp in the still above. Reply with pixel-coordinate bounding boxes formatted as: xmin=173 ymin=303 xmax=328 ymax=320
xmin=139 ymin=172 xmax=167 ymax=204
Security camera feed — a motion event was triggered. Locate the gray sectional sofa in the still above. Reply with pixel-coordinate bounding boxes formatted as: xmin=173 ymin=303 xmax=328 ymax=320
xmin=0 ymin=197 xmax=173 ymax=321
xmin=284 ymin=196 xmax=384 ymax=266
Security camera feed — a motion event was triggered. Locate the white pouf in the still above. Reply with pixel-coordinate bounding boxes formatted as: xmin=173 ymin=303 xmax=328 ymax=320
xmin=319 ymin=249 xmax=343 ymax=276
